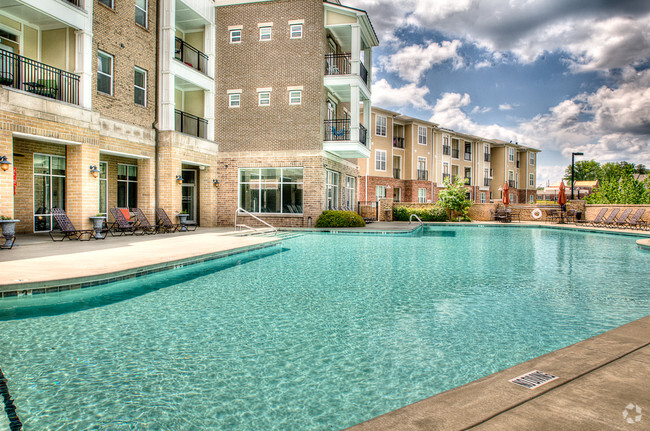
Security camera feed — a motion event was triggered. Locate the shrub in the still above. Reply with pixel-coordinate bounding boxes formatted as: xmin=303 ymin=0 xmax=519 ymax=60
xmin=315 ymin=210 xmax=365 ymax=227
xmin=392 ymin=205 xmax=448 ymax=222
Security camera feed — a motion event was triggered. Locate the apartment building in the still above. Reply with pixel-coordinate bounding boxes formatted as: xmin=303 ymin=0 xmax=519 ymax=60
xmin=214 ymin=0 xmax=378 ymax=227
xmin=360 ymin=108 xmax=540 ymax=205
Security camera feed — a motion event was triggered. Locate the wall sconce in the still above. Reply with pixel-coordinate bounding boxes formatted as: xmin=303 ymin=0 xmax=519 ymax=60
xmin=212 ymin=179 xmax=220 ymax=188
xmin=89 ymin=165 xmax=100 ymax=178
xmin=176 ymin=175 xmax=183 ymax=184
xmin=0 ymin=156 xmax=11 ymax=172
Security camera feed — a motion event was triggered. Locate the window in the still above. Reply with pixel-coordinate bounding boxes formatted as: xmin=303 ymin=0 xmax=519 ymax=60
xmin=464 ymin=141 xmax=472 ymax=161
xmin=509 ymin=192 xmax=514 ymax=203
xmin=326 ymin=170 xmax=339 ymax=209
xmin=135 ymin=0 xmax=147 ymax=28
xmin=97 ymin=51 xmax=113 ymax=95
xmin=258 ymin=92 xmax=270 ymax=106
xmin=417 ymin=157 xmax=427 ymax=180
xmin=118 ymin=164 xmax=138 ymax=209
xmin=99 ymin=161 xmax=108 ymax=216
xmin=376 ymin=185 xmax=386 ymax=199
xmin=418 ymin=188 xmax=426 ymax=203
xmin=418 ymin=126 xmax=427 ymax=145
xmin=529 ymin=194 xmax=535 ymax=204
xmin=289 ymin=90 xmax=302 ymax=105
xmin=509 ymin=147 xmax=515 ymax=162
xmin=464 ymin=167 xmax=471 ymax=185
xmin=290 ymin=24 xmax=303 ymax=39
xmin=375 ymin=115 xmax=387 ymax=136
xmin=443 ymin=162 xmax=449 ymax=174
xmin=452 ymin=139 xmax=459 ymax=158
xmin=230 ymin=30 xmax=241 ymax=43
xmin=229 ymin=93 xmax=240 ymax=108
xmin=509 ymin=170 xmax=514 ymax=181
xmin=480 ymin=192 xmax=486 ymax=203
xmin=345 ymin=176 xmax=356 ymax=209
xmin=99 ymin=0 xmax=113 ymax=8
xmin=529 ymin=173 xmax=534 ymax=187
xmin=375 ymin=150 xmax=386 ymax=171
xmin=529 ymin=152 xmax=535 ymax=165
xmin=134 ymin=67 xmax=146 ymax=106
xmin=239 ymin=168 xmax=303 ymax=213
xmin=259 ymin=27 xmax=272 ymax=41
xmin=466 ymin=191 xmax=473 ymax=201
xmin=33 ymin=154 xmax=65 ymax=232
xmin=393 ymin=187 xmax=401 ymax=202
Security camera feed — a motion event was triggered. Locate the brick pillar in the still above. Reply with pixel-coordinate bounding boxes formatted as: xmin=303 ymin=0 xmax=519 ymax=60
xmin=199 ymin=165 xmax=218 ymax=227
xmin=66 ymin=143 xmax=100 ymax=230
xmin=0 ymin=131 xmax=13 ymax=219
xmin=137 ymin=157 xmax=155 ymax=221
xmin=157 ymin=131 xmax=182 ymax=219
xmin=378 ymin=198 xmax=393 ymax=221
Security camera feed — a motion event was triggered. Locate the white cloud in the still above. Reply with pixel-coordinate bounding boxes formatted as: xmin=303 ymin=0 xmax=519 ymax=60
xmin=371 ymin=78 xmax=431 ymax=110
xmin=499 ymin=104 xmax=513 ymax=111
xmin=381 ymin=40 xmax=463 ymax=83
xmin=472 ymin=106 xmax=492 ymax=114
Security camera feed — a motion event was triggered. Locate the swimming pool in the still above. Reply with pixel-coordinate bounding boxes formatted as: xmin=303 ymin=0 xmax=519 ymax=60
xmin=1 ymin=226 xmax=649 ymax=429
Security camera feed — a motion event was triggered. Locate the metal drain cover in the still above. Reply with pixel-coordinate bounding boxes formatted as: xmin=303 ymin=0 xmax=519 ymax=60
xmin=509 ymin=370 xmax=558 ymax=389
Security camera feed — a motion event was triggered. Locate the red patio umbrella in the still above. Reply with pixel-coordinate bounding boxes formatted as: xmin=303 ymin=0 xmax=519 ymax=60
xmin=558 ymin=181 xmax=567 ymax=209
xmin=502 ymin=182 xmax=510 ymax=205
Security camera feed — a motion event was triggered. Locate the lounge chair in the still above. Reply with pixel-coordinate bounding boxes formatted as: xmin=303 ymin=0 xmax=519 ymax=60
xmin=156 ymin=208 xmax=191 ymax=233
xmin=576 ymin=208 xmax=607 ymax=226
xmin=490 ymin=209 xmax=505 ymax=222
xmin=597 ymin=208 xmax=620 ymax=228
xmin=131 ymin=208 xmax=157 ymax=235
xmin=108 ymin=207 xmax=141 ymax=236
xmin=608 ymin=208 xmax=633 ymax=228
xmin=623 ymin=208 xmax=647 ymax=230
xmin=49 ymin=208 xmax=94 ymax=241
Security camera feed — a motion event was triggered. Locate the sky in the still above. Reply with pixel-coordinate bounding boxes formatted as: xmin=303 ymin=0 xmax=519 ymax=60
xmin=347 ymin=0 xmax=650 ymax=186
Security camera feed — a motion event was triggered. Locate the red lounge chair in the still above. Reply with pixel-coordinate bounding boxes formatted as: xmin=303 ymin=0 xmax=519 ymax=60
xmin=109 ymin=207 xmax=142 ymax=236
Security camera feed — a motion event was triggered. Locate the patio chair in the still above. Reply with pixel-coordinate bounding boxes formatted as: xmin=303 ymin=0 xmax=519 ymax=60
xmin=108 ymin=207 xmax=142 ymax=236
xmin=155 ymin=208 xmax=182 ymax=233
xmin=608 ymin=208 xmax=633 ymax=228
xmin=597 ymin=208 xmax=620 ymax=228
xmin=130 ymin=208 xmax=157 ymax=235
xmin=545 ymin=209 xmax=560 ymax=223
xmin=577 ymin=208 xmax=607 ymax=226
xmin=507 ymin=208 xmax=521 ymax=222
xmin=564 ymin=209 xmax=577 ymax=223
xmin=49 ymin=208 xmax=94 ymax=241
xmin=624 ymin=208 xmax=647 ymax=230
xmin=490 ymin=209 xmax=506 ymax=222
xmin=495 ymin=208 xmax=510 ymax=222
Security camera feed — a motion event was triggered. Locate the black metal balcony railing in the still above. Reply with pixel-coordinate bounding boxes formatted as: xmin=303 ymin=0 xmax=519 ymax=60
xmin=393 ymin=168 xmax=401 ymax=179
xmin=175 ymin=109 xmax=207 ymax=139
xmin=175 ymin=37 xmax=208 ymax=74
xmin=443 ymin=145 xmax=451 ymax=155
xmin=452 ymin=149 xmax=459 ymax=158
xmin=516 ymin=160 xmax=520 ymax=168
xmin=464 ymin=152 xmax=471 ymax=161
xmin=393 ymin=137 xmax=404 ymax=148
xmin=325 ymin=53 xmax=368 ymax=85
xmin=484 ymin=153 xmax=491 ymax=162
xmin=484 ymin=178 xmax=491 ymax=187
xmin=0 ymin=48 xmax=79 ymax=105
xmin=508 ymin=180 xmax=516 ymax=188
xmin=417 ymin=170 xmax=428 ymax=181
xmin=324 ymin=119 xmax=368 ymax=147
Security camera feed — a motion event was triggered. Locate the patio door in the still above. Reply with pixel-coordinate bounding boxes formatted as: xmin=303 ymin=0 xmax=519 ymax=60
xmin=33 ymin=154 xmax=66 ymax=232
xmin=181 ymin=169 xmax=197 ymax=223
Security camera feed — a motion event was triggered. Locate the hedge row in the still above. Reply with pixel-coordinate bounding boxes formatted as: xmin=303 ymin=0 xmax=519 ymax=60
xmin=393 ymin=205 xmax=448 ymax=222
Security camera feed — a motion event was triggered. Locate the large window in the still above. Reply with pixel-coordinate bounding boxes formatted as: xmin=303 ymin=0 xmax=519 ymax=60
xmin=418 ymin=126 xmax=427 ymax=145
xmin=480 ymin=192 xmax=486 ymax=203
xmin=418 ymin=188 xmax=426 ymax=203
xmin=99 ymin=161 xmax=108 ymax=216
xmin=509 ymin=147 xmax=515 ymax=162
xmin=117 ymin=164 xmax=138 ymax=209
xmin=345 ymin=176 xmax=356 ymax=209
xmin=529 ymin=173 xmax=534 ymax=187
xmin=376 ymin=185 xmax=386 ymax=199
xmin=33 ymin=154 xmax=65 ymax=232
xmin=529 ymin=152 xmax=535 ymax=165
xmin=375 ymin=115 xmax=387 ymax=136
xmin=135 ymin=0 xmax=148 ymax=27
xmin=375 ymin=150 xmax=386 ymax=171
xmin=464 ymin=167 xmax=471 ymax=185
xmin=134 ymin=67 xmax=146 ymax=106
xmin=326 ymin=170 xmax=340 ymax=209
xmin=239 ymin=168 xmax=303 ymax=214
xmin=97 ymin=51 xmax=113 ymax=95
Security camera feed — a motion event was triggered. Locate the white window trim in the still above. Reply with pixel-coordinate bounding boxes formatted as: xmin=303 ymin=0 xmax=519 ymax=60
xmin=290 ymin=24 xmax=303 ymax=39
xmin=509 ymin=147 xmax=515 ymax=162
xmin=375 ymin=149 xmax=387 ymax=171
xmin=238 ymin=167 xmax=304 ymax=215
xmin=375 ymin=115 xmax=387 ymax=137
xmin=134 ymin=67 xmax=146 ymax=106
xmin=258 ymin=91 xmax=271 ymax=106
xmin=418 ymin=188 xmax=426 ymax=203
xmin=480 ymin=192 xmax=486 ymax=203
xmin=117 ymin=163 xmax=138 ymax=208
xmin=529 ymin=173 xmax=534 ymax=187
xmin=229 ymin=29 xmax=242 ymax=44
xmin=135 ymin=0 xmax=148 ymax=28
xmin=417 ymin=156 xmax=427 ymax=171
xmin=418 ymin=126 xmax=427 ymax=145
xmin=97 ymin=51 xmax=113 ymax=96
xmin=259 ymin=26 xmax=272 ymax=41
xmin=289 ymin=90 xmax=302 ymax=105
xmin=376 ymin=185 xmax=386 ymax=199
xmin=530 ymin=152 xmax=535 ymax=165
xmin=229 ymin=93 xmax=240 ymax=108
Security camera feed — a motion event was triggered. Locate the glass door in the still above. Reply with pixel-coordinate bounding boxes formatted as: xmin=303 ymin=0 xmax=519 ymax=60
xmin=33 ymin=154 xmax=66 ymax=232
xmin=181 ymin=169 xmax=197 ymax=223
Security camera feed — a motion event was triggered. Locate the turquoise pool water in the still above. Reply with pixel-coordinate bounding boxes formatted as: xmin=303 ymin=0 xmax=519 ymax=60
xmin=0 ymin=226 xmax=649 ymax=430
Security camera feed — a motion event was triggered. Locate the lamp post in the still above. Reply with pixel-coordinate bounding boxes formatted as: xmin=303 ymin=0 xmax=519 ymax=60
xmin=571 ymin=152 xmax=584 ymax=200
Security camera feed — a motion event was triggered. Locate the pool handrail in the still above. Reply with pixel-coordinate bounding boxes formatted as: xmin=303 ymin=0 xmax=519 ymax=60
xmin=235 ymin=208 xmax=278 ymax=235
xmin=409 ymin=214 xmax=423 ymax=226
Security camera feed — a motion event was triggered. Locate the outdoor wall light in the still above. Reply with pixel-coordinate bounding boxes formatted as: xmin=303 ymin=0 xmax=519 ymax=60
xmin=89 ymin=165 xmax=100 ymax=178
xmin=176 ymin=175 xmax=183 ymax=184
xmin=212 ymin=179 xmax=220 ymax=188
xmin=0 ymin=156 xmax=10 ymax=171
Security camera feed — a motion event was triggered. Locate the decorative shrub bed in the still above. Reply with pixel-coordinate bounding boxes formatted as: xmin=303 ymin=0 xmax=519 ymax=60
xmin=393 ymin=205 xmax=448 ymax=222
xmin=315 ymin=211 xmax=365 ymax=227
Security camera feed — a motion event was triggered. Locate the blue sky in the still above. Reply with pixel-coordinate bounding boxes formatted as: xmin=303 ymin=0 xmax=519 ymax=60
xmin=348 ymin=0 xmax=650 ymax=186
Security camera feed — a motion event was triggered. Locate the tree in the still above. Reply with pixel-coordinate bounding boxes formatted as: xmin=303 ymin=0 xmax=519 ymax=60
xmin=563 ymin=160 xmax=602 ymax=182
xmin=587 ymin=168 xmax=650 ymax=204
xmin=635 ymin=164 xmax=649 ymax=175
xmin=437 ymin=175 xmax=473 ymax=221
xmin=601 ymin=161 xmax=635 ymax=180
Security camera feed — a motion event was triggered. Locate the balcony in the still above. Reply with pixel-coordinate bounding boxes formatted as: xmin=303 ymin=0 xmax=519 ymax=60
xmin=452 ymin=149 xmax=459 ymax=158
xmin=0 ymin=49 xmax=79 ymax=105
xmin=464 ymin=152 xmax=472 ymax=161
xmin=484 ymin=153 xmax=491 ymax=162
xmin=443 ymin=145 xmax=451 ymax=155
xmin=508 ymin=180 xmax=516 ymax=188
xmin=393 ymin=168 xmax=401 ymax=179
xmin=417 ymin=170 xmax=428 ymax=181
xmin=393 ymin=137 xmax=404 ymax=148
xmin=325 ymin=53 xmax=368 ymax=86
xmin=323 ymin=119 xmax=369 ymax=158
xmin=484 ymin=178 xmax=491 ymax=187
xmin=175 ymin=109 xmax=207 ymax=139
xmin=175 ymin=38 xmax=208 ymax=75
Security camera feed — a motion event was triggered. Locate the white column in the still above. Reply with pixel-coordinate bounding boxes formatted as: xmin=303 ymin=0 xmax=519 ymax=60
xmin=362 ymin=97 xmax=371 ymax=147
xmin=350 ymin=24 xmax=361 ymax=75
xmin=364 ymin=46 xmax=372 ymax=87
xmin=350 ymin=84 xmax=360 ymax=142
xmin=204 ymin=23 xmax=215 ymax=79
xmin=204 ymin=88 xmax=214 ymax=141
xmin=159 ymin=0 xmax=176 ymax=131
xmin=74 ymin=30 xmax=93 ymax=109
